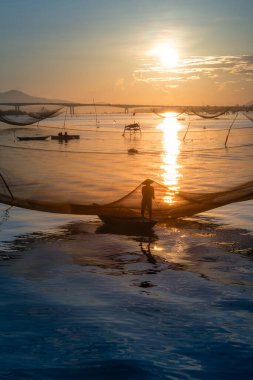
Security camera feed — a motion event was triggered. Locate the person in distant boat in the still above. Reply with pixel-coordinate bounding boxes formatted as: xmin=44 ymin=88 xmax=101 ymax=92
xmin=64 ymin=131 xmax=68 ymax=138
xmin=141 ymin=179 xmax=155 ymax=220
xmin=58 ymin=132 xmax=63 ymax=138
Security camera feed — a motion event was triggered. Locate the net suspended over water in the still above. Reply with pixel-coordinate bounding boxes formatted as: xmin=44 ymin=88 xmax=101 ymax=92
xmin=190 ymin=108 xmax=230 ymax=119
xmin=0 ymin=109 xmax=253 ymax=220
xmin=1 ymin=169 xmax=253 ymax=220
xmin=0 ymin=106 xmax=63 ymax=126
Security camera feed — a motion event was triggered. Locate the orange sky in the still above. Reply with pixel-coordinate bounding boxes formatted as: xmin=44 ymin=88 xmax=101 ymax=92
xmin=1 ymin=0 xmax=253 ymax=105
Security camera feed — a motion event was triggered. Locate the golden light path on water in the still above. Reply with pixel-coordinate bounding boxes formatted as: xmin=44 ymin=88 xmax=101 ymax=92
xmin=157 ymin=113 xmax=182 ymax=204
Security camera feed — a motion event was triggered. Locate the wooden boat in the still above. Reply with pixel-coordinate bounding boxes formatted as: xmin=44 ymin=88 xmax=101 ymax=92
xmin=128 ymin=148 xmax=139 ymax=154
xmin=51 ymin=134 xmax=80 ymax=141
xmin=17 ymin=135 xmax=50 ymax=141
xmin=98 ymin=215 xmax=157 ymax=231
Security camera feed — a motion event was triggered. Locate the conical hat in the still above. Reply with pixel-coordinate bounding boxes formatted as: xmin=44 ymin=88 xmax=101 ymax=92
xmin=142 ymin=179 xmax=154 ymax=185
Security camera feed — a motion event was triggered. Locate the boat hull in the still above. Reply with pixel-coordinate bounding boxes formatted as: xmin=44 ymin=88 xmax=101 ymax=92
xmin=17 ymin=135 xmax=50 ymax=141
xmin=98 ymin=215 xmax=157 ymax=231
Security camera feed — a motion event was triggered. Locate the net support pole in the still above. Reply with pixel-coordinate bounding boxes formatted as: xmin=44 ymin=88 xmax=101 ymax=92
xmin=183 ymin=122 xmax=191 ymax=141
xmin=0 ymin=172 xmax=14 ymax=200
xmin=93 ymin=98 xmax=99 ymax=128
xmin=63 ymin=107 xmax=68 ymax=130
xmin=224 ymin=112 xmax=238 ymax=148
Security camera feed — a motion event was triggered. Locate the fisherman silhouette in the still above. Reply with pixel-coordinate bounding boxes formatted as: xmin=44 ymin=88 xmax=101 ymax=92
xmin=141 ymin=179 xmax=155 ymax=219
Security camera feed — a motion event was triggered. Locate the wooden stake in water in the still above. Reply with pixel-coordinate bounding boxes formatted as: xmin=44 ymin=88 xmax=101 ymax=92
xmin=225 ymin=113 xmax=238 ymax=148
xmin=63 ymin=107 xmax=68 ymax=130
xmin=93 ymin=98 xmax=99 ymax=128
xmin=183 ymin=122 xmax=191 ymax=141
xmin=0 ymin=172 xmax=14 ymax=200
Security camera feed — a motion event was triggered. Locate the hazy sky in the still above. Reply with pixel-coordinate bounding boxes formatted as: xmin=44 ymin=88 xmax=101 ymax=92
xmin=1 ymin=0 xmax=253 ymax=105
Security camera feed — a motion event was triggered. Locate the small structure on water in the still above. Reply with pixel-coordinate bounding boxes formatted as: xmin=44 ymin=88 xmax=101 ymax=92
xmin=122 ymin=122 xmax=141 ymax=136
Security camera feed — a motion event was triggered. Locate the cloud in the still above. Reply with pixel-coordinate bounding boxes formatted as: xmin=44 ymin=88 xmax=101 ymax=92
xmin=114 ymin=78 xmax=125 ymax=90
xmin=133 ymin=54 xmax=253 ymax=91
xmin=217 ymin=80 xmax=237 ymax=92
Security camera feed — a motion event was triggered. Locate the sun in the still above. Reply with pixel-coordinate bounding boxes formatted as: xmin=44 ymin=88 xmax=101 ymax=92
xmin=151 ymin=43 xmax=179 ymax=68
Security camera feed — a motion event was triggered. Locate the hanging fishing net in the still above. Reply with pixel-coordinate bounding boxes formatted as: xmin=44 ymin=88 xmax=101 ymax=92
xmin=153 ymin=111 xmax=186 ymax=119
xmin=1 ymin=166 xmax=253 ymax=219
xmin=104 ymin=179 xmax=253 ymax=219
xmin=1 ymin=109 xmax=253 ymax=220
xmin=151 ymin=107 xmax=233 ymax=120
xmin=0 ymin=105 xmax=63 ymax=126
xmin=188 ymin=107 xmax=230 ymax=119
xmin=243 ymin=111 xmax=253 ymax=123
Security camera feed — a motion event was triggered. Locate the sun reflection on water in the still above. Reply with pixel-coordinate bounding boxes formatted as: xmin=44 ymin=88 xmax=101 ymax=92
xmin=157 ymin=113 xmax=182 ymax=203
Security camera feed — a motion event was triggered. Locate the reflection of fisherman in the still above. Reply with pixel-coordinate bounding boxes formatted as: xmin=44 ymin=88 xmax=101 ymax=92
xmin=139 ymin=239 xmax=157 ymax=264
xmin=141 ymin=179 xmax=155 ymax=219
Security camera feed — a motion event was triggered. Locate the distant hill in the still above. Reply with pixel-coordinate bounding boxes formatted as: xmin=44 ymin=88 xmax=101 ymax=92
xmin=0 ymin=90 xmax=69 ymax=103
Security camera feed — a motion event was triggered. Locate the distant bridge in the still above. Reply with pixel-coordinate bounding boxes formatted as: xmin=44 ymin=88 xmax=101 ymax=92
xmin=0 ymin=102 xmax=252 ymax=114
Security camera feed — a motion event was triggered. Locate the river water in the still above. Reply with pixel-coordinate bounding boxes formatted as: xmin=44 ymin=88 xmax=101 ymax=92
xmin=0 ymin=112 xmax=253 ymax=379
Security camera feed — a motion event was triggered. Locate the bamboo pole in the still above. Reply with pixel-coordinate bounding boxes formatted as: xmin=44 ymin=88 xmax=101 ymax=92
xmin=225 ymin=113 xmax=238 ymax=148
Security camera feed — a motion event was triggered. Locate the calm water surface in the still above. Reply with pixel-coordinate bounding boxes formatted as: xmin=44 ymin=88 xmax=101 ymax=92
xmin=0 ymin=113 xmax=253 ymax=379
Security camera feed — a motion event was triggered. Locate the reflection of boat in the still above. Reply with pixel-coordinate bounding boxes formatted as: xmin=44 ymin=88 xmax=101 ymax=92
xmin=17 ymin=135 xmax=50 ymax=141
xmin=99 ymin=215 xmax=157 ymax=231
xmin=51 ymin=134 xmax=80 ymax=141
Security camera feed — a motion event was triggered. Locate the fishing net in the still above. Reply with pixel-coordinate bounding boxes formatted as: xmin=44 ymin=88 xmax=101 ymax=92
xmin=1 ymin=166 xmax=253 ymax=219
xmin=243 ymin=111 xmax=253 ymax=123
xmin=151 ymin=107 xmax=232 ymax=120
xmin=106 ymin=179 xmax=253 ymax=219
xmin=0 ymin=105 xmax=63 ymax=126
xmin=188 ymin=107 xmax=230 ymax=119
xmin=0 ymin=110 xmax=253 ymax=220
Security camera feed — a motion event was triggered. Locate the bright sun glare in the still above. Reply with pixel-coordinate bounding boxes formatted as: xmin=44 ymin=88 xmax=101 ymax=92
xmin=151 ymin=43 xmax=179 ymax=68
xmin=157 ymin=113 xmax=182 ymax=204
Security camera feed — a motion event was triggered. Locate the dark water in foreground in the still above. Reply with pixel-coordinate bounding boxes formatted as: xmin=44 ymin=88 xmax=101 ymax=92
xmin=1 ymin=113 xmax=253 ymax=378
xmin=0 ymin=206 xmax=253 ymax=379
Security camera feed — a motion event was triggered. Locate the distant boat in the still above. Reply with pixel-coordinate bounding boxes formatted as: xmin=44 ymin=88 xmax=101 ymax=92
xmin=128 ymin=148 xmax=139 ymax=154
xmin=17 ymin=135 xmax=50 ymax=141
xmin=51 ymin=134 xmax=80 ymax=141
xmin=99 ymin=215 xmax=157 ymax=231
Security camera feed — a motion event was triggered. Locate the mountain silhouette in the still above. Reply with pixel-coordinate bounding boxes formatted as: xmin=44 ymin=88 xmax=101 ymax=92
xmin=0 ymin=90 xmax=69 ymax=103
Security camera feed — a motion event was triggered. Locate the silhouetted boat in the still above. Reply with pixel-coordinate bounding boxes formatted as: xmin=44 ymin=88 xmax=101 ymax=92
xmin=51 ymin=134 xmax=80 ymax=141
xmin=99 ymin=215 xmax=157 ymax=231
xmin=17 ymin=135 xmax=50 ymax=141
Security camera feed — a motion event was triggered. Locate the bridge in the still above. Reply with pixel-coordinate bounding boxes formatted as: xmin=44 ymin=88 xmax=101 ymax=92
xmin=0 ymin=102 xmax=252 ymax=115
